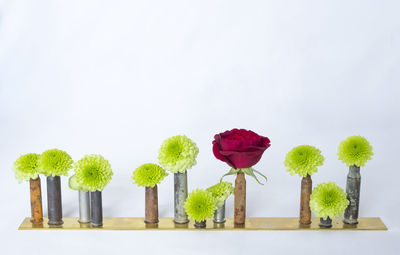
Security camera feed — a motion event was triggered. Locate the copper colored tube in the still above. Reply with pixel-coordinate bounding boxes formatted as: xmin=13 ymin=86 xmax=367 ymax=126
xmin=234 ymin=173 xmax=246 ymax=225
xmin=29 ymin=177 xmax=43 ymax=223
xmin=299 ymin=174 xmax=312 ymax=225
xmin=145 ymin=185 xmax=159 ymax=224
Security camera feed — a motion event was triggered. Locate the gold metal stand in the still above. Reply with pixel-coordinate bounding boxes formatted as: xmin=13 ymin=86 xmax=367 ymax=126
xmin=18 ymin=217 xmax=387 ymax=230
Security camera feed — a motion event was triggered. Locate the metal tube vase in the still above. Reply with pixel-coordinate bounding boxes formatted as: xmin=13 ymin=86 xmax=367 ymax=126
xmin=343 ymin=165 xmax=361 ymax=225
xmin=299 ymin=174 xmax=312 ymax=225
xmin=47 ymin=175 xmax=63 ymax=225
xmin=319 ymin=217 xmax=332 ymax=228
xmin=174 ymin=171 xmax=189 ymax=224
xmin=145 ymin=185 xmax=159 ymax=224
xmin=78 ymin=190 xmax=91 ymax=223
xmin=213 ymin=202 xmax=226 ymax=223
xmin=234 ymin=173 xmax=246 ymax=225
xmin=91 ymin=191 xmax=103 ymax=227
xmin=29 ymin=177 xmax=43 ymax=223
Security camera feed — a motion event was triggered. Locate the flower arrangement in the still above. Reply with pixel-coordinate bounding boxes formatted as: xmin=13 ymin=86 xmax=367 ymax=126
xmin=68 ymin=175 xmax=90 ymax=223
xmin=338 ymin=136 xmax=373 ymax=167
xmin=132 ymin=163 xmax=168 ymax=224
xmin=184 ymin=189 xmax=217 ymax=227
xmin=39 ymin=149 xmax=73 ymax=177
xmin=13 ymin=153 xmax=43 ymax=223
xmin=310 ymin=182 xmax=349 ymax=227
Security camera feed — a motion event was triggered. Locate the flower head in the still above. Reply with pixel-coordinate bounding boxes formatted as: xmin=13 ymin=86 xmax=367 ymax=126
xmin=158 ymin=135 xmax=199 ymax=173
xmin=338 ymin=136 xmax=373 ymax=167
xmin=184 ymin=189 xmax=217 ymax=222
xmin=284 ymin=145 xmax=324 ymax=177
xmin=13 ymin=153 xmax=41 ymax=183
xmin=310 ymin=182 xmax=349 ymax=220
xmin=206 ymin=181 xmax=234 ymax=206
xmin=39 ymin=149 xmax=73 ymax=177
xmin=68 ymin=175 xmax=88 ymax=192
xmin=74 ymin=154 xmax=113 ymax=192
xmin=132 ymin=163 xmax=168 ymax=188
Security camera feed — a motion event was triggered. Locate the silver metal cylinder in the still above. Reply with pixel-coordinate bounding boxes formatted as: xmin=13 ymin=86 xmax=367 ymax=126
xmin=78 ymin=190 xmax=91 ymax=223
xmin=174 ymin=171 xmax=189 ymax=224
xmin=213 ymin=202 xmax=226 ymax=223
xmin=344 ymin=165 xmax=361 ymax=225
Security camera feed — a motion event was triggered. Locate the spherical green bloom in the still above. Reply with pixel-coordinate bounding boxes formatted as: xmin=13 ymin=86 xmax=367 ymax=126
xmin=310 ymin=182 xmax=349 ymax=220
xmin=68 ymin=175 xmax=88 ymax=192
xmin=13 ymin=153 xmax=41 ymax=183
xmin=284 ymin=145 xmax=325 ymax=177
xmin=338 ymin=136 xmax=373 ymax=167
xmin=206 ymin=181 xmax=234 ymax=206
xmin=74 ymin=154 xmax=113 ymax=192
xmin=132 ymin=163 xmax=168 ymax=188
xmin=184 ymin=189 xmax=217 ymax=222
xmin=39 ymin=149 xmax=73 ymax=177
xmin=158 ymin=135 xmax=199 ymax=174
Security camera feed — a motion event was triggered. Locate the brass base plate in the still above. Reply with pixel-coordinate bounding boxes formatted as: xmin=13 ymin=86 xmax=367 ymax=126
xmin=19 ymin=217 xmax=387 ymax=230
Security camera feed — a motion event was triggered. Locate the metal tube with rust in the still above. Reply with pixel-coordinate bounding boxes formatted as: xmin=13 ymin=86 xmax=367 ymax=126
xmin=29 ymin=177 xmax=43 ymax=223
xmin=174 ymin=171 xmax=189 ymax=224
xmin=47 ymin=175 xmax=63 ymax=225
xmin=234 ymin=172 xmax=246 ymax=225
xmin=145 ymin=185 xmax=159 ymax=224
xmin=299 ymin=174 xmax=312 ymax=225
xmin=78 ymin=190 xmax=91 ymax=223
xmin=344 ymin=165 xmax=361 ymax=225
xmin=213 ymin=201 xmax=226 ymax=223
xmin=91 ymin=191 xmax=103 ymax=227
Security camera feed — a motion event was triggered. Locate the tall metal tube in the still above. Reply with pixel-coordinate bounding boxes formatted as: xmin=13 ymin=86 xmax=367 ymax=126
xmin=145 ymin=185 xmax=159 ymax=224
xmin=234 ymin=173 xmax=246 ymax=225
xmin=213 ymin=202 xmax=226 ymax=223
xmin=91 ymin=191 xmax=103 ymax=227
xmin=78 ymin=190 xmax=91 ymax=223
xmin=174 ymin=171 xmax=189 ymax=224
xmin=299 ymin=175 xmax=312 ymax=225
xmin=47 ymin=175 xmax=63 ymax=225
xmin=344 ymin=165 xmax=361 ymax=225
xmin=29 ymin=177 xmax=43 ymax=223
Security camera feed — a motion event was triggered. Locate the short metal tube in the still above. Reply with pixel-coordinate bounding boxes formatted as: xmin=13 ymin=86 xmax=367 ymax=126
xmin=91 ymin=191 xmax=103 ymax=227
xmin=29 ymin=177 xmax=43 ymax=223
xmin=145 ymin=185 xmax=159 ymax=224
xmin=78 ymin=190 xmax=91 ymax=223
xmin=174 ymin=171 xmax=189 ymax=224
xmin=319 ymin=217 xmax=332 ymax=228
xmin=213 ymin=202 xmax=226 ymax=223
xmin=344 ymin=165 xmax=361 ymax=225
xmin=234 ymin=173 xmax=246 ymax=225
xmin=299 ymin=175 xmax=312 ymax=225
xmin=47 ymin=175 xmax=63 ymax=225
xmin=194 ymin=220 xmax=206 ymax=228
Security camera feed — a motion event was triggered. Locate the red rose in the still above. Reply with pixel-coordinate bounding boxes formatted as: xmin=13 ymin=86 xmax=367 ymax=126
xmin=212 ymin=129 xmax=271 ymax=169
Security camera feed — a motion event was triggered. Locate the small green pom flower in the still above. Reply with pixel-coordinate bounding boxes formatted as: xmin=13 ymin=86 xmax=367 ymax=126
xmin=39 ymin=149 xmax=73 ymax=177
xmin=132 ymin=163 xmax=168 ymax=188
xmin=338 ymin=136 xmax=373 ymax=167
xmin=284 ymin=145 xmax=325 ymax=177
xmin=158 ymin=135 xmax=199 ymax=174
xmin=74 ymin=154 xmax=113 ymax=192
xmin=13 ymin=153 xmax=41 ymax=183
xmin=184 ymin=189 xmax=217 ymax=222
xmin=206 ymin=181 xmax=234 ymax=206
xmin=310 ymin=182 xmax=349 ymax=220
xmin=68 ymin=175 xmax=88 ymax=192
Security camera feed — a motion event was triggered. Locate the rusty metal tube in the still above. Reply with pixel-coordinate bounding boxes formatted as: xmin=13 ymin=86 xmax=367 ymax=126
xmin=344 ymin=165 xmax=361 ymax=225
xmin=47 ymin=175 xmax=63 ymax=225
xmin=29 ymin=177 xmax=43 ymax=223
xmin=174 ymin=172 xmax=189 ymax=224
xmin=91 ymin=191 xmax=103 ymax=227
xmin=78 ymin=190 xmax=91 ymax=223
xmin=234 ymin=173 xmax=246 ymax=225
xmin=145 ymin=185 xmax=159 ymax=224
xmin=299 ymin=174 xmax=312 ymax=225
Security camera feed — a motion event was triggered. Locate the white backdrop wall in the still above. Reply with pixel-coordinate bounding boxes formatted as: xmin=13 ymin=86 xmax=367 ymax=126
xmin=0 ymin=1 xmax=399 ymax=254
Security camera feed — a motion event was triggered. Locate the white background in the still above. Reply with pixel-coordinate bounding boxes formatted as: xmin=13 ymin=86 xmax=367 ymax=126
xmin=1 ymin=0 xmax=399 ymax=254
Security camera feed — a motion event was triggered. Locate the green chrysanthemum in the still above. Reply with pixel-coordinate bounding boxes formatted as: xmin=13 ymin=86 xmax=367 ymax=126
xmin=39 ymin=149 xmax=73 ymax=177
xmin=284 ymin=145 xmax=325 ymax=177
xmin=68 ymin=175 xmax=88 ymax=192
xmin=74 ymin=154 xmax=113 ymax=192
xmin=132 ymin=163 xmax=168 ymax=188
xmin=158 ymin=135 xmax=199 ymax=174
xmin=184 ymin=189 xmax=217 ymax=222
xmin=206 ymin=181 xmax=234 ymax=206
xmin=310 ymin=182 xmax=349 ymax=220
xmin=338 ymin=136 xmax=373 ymax=167
xmin=13 ymin=153 xmax=41 ymax=183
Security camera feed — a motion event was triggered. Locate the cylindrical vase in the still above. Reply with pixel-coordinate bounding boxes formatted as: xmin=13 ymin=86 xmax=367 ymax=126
xmin=213 ymin=202 xmax=226 ymax=223
xmin=234 ymin=173 xmax=246 ymax=225
xmin=29 ymin=177 xmax=43 ymax=223
xmin=79 ymin=190 xmax=91 ymax=223
xmin=174 ymin=171 xmax=189 ymax=224
xmin=145 ymin=185 xmax=159 ymax=224
xmin=47 ymin=175 xmax=63 ymax=225
xmin=299 ymin=175 xmax=312 ymax=225
xmin=343 ymin=165 xmax=361 ymax=225
xmin=91 ymin=191 xmax=103 ymax=227
xmin=319 ymin=217 xmax=332 ymax=228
